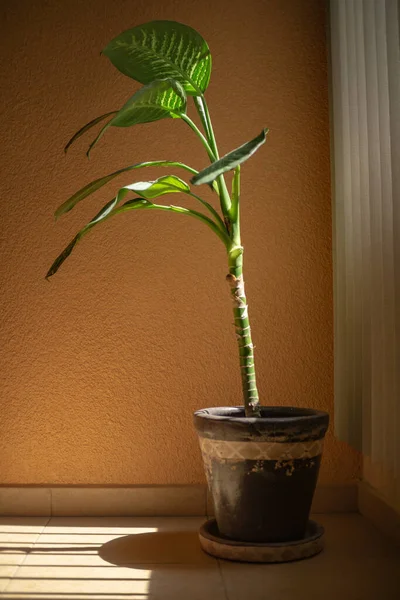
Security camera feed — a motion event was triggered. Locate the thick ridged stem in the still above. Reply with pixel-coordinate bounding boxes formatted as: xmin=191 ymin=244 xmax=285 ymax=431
xmin=227 ymin=252 xmax=261 ymax=417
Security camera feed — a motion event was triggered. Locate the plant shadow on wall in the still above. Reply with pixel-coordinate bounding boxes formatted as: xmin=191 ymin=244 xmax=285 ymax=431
xmin=46 ymin=20 xmax=329 ymax=558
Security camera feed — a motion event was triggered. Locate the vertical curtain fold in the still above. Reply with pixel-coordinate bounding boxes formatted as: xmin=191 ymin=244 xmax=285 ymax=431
xmin=330 ymin=0 xmax=399 ymax=482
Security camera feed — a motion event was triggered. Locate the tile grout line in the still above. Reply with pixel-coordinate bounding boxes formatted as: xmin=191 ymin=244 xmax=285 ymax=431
xmin=2 ymin=513 xmax=52 ymax=593
xmin=49 ymin=487 xmax=53 ymax=518
xmin=2 ymin=563 xmax=21 ymax=594
xmin=217 ymin=559 xmax=230 ymax=600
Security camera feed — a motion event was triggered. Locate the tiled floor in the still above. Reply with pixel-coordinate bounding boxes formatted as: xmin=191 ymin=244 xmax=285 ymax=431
xmin=0 ymin=514 xmax=399 ymax=599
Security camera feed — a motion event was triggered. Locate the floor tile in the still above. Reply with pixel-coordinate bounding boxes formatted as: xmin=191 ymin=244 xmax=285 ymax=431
xmin=0 ymin=577 xmax=13 ymax=594
xmin=220 ymin=556 xmax=400 ymax=600
xmin=42 ymin=515 xmax=205 ymax=530
xmin=0 ymin=517 xmax=48 ymax=542
xmin=1 ymin=563 xmax=225 ymax=599
xmin=317 ymin=513 xmax=400 ymax=557
xmin=0 ymin=547 xmax=33 ymax=566
xmin=0 ymin=517 xmax=49 ymax=591
xmin=1 ymin=516 xmax=224 ymax=598
xmin=2 ymin=565 xmax=152 ymax=597
xmin=220 ymin=514 xmax=400 ymax=600
xmin=99 ymin=529 xmax=215 ymax=566
xmin=13 ymin=545 xmax=113 ymax=568
xmin=1 ymin=514 xmax=399 ymax=600
xmin=142 ymin=565 xmax=226 ymax=600
xmin=23 ymin=518 xmax=212 ymax=567
xmin=35 ymin=516 xmax=205 ymax=546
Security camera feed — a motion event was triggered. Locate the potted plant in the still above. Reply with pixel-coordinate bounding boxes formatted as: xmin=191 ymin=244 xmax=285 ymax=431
xmin=47 ymin=20 xmax=329 ymax=562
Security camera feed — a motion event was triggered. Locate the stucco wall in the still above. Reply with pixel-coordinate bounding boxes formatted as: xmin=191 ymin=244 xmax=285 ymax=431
xmin=0 ymin=0 xmax=360 ymax=485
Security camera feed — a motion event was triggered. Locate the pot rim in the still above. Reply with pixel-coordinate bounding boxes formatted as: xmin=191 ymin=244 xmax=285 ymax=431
xmin=194 ymin=406 xmax=329 ymax=425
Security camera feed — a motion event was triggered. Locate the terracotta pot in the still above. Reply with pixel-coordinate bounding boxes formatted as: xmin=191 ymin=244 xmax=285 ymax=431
xmin=194 ymin=406 xmax=329 ymax=543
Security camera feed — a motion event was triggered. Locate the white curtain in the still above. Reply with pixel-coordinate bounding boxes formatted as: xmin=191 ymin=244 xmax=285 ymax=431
xmin=329 ymin=0 xmax=400 ymax=487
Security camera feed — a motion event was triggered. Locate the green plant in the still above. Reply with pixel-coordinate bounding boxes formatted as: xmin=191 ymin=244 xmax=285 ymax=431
xmin=47 ymin=21 xmax=268 ymax=417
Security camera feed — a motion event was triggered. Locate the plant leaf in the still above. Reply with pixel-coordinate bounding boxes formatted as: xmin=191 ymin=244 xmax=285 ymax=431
xmin=117 ymin=175 xmax=190 ymax=200
xmin=64 ymin=111 xmax=117 ymax=153
xmin=191 ymin=129 xmax=269 ymax=186
xmin=47 ymin=197 xmax=150 ymax=279
xmin=117 ymin=200 xmax=231 ymax=248
xmin=47 ymin=192 xmax=230 ymax=280
xmin=110 ymin=78 xmax=186 ymax=127
xmin=102 ymin=20 xmax=211 ymax=95
xmin=47 ymin=197 xmax=117 ymax=279
xmin=55 ymin=161 xmax=198 ymax=219
xmin=86 ymin=79 xmax=187 ymax=156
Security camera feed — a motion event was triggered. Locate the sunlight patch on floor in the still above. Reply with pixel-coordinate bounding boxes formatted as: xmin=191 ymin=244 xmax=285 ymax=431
xmin=0 ymin=514 xmax=399 ymax=599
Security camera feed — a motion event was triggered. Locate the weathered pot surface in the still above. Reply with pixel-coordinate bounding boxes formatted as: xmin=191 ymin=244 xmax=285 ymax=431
xmin=194 ymin=406 xmax=329 ymax=544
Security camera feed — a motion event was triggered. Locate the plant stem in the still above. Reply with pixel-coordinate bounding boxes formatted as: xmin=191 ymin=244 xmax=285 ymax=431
xmin=187 ymin=192 xmax=227 ymax=232
xmin=192 ymin=99 xmax=259 ymax=416
xmin=180 ymin=114 xmax=216 ymax=162
xmin=194 ymin=96 xmax=232 ymax=217
xmin=227 ymin=250 xmax=261 ymax=417
xmin=231 ymin=166 xmax=241 ymax=246
xmin=193 ymin=95 xmax=212 ymax=141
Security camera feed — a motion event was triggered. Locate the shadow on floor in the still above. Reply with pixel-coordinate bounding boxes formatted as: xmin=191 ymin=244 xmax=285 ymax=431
xmin=99 ymin=530 xmax=214 ymax=567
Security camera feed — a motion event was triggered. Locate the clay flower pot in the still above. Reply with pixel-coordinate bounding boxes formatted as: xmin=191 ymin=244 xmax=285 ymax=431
xmin=194 ymin=406 xmax=329 ymax=543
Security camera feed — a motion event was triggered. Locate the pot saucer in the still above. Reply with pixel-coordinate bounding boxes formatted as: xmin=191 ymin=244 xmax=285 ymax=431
xmin=199 ymin=518 xmax=324 ymax=563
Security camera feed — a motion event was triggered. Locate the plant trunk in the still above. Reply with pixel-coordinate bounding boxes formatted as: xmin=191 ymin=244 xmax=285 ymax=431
xmin=227 ymin=253 xmax=261 ymax=417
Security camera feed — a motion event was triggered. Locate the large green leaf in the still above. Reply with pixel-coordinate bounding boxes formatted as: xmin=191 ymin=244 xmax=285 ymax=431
xmin=87 ymin=79 xmax=187 ymax=156
xmin=117 ymin=175 xmax=190 ymax=200
xmin=64 ymin=111 xmax=117 ymax=153
xmin=191 ymin=129 xmax=269 ymax=186
xmin=55 ymin=161 xmax=198 ymax=219
xmin=102 ymin=20 xmax=211 ymax=95
xmin=111 ymin=78 xmax=186 ymax=127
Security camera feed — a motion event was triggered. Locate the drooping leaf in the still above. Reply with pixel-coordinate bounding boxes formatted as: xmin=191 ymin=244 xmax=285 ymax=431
xmin=46 ymin=197 xmax=147 ymax=279
xmin=102 ymin=20 xmax=211 ymax=95
xmin=47 ymin=197 xmax=117 ymax=279
xmin=111 ymin=177 xmax=223 ymax=234
xmin=116 ymin=175 xmax=190 ymax=200
xmin=47 ymin=191 xmax=229 ymax=279
xmin=55 ymin=161 xmax=198 ymax=219
xmin=191 ymin=129 xmax=269 ymax=186
xmin=117 ymin=199 xmax=231 ymax=248
xmin=64 ymin=111 xmax=117 ymax=153
xmin=87 ymin=79 xmax=187 ymax=156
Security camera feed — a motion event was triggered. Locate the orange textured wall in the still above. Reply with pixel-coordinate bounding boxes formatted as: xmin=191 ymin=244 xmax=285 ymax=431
xmin=0 ymin=0 xmax=360 ymax=485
